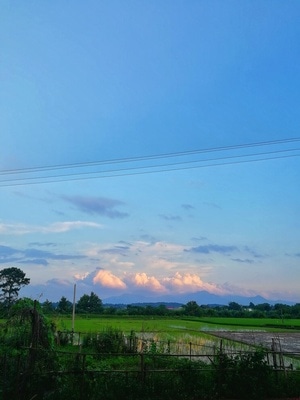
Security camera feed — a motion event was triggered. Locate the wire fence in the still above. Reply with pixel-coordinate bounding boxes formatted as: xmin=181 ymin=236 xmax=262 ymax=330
xmin=2 ymin=341 xmax=300 ymax=400
xmin=55 ymin=329 xmax=300 ymax=369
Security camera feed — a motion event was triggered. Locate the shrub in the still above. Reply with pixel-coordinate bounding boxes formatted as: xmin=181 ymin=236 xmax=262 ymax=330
xmin=214 ymin=349 xmax=273 ymax=399
xmin=82 ymin=326 xmax=128 ymax=353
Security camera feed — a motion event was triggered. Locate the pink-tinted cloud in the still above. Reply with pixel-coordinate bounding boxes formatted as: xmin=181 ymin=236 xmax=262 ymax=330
xmin=132 ymin=272 xmax=166 ymax=292
xmin=163 ymin=272 xmax=224 ymax=294
xmin=93 ymin=269 xmax=127 ymax=289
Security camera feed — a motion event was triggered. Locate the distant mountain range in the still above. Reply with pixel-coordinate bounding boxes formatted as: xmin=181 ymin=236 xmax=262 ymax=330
xmin=103 ymin=290 xmax=295 ymax=306
xmin=21 ymin=284 xmax=296 ymax=306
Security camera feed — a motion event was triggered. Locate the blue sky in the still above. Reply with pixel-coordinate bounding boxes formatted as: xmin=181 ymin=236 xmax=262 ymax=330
xmin=1 ymin=1 xmax=300 ymax=303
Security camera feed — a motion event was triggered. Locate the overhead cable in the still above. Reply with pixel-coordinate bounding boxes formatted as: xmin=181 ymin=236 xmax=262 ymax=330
xmin=0 ymin=137 xmax=299 ymax=187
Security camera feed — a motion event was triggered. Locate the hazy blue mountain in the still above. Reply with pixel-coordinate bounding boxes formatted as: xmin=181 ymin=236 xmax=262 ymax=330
xmin=103 ymin=290 xmax=294 ymax=306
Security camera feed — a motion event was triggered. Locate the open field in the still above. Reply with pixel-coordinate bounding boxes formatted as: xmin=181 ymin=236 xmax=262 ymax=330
xmin=3 ymin=314 xmax=299 ymax=354
xmin=198 ymin=317 xmax=300 ymax=330
xmin=53 ymin=316 xmax=300 ymax=357
xmin=55 ymin=315 xmax=300 ymax=334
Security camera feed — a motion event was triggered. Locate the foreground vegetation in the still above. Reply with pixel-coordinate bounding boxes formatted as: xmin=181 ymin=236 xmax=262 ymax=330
xmin=1 ymin=298 xmax=300 ymax=399
xmin=1 ymin=269 xmax=300 ymax=398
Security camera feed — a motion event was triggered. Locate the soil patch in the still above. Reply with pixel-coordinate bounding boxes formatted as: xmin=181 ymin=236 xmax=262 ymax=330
xmin=208 ymin=331 xmax=300 ymax=354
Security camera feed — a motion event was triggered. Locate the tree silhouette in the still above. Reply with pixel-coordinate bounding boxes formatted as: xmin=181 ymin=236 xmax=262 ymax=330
xmin=77 ymin=291 xmax=103 ymax=314
xmin=57 ymin=296 xmax=72 ymax=313
xmin=0 ymin=267 xmax=30 ymax=308
xmin=184 ymin=300 xmax=201 ymax=316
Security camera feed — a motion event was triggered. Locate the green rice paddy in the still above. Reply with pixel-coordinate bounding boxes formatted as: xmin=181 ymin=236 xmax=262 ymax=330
xmin=55 ymin=315 xmax=300 ymax=335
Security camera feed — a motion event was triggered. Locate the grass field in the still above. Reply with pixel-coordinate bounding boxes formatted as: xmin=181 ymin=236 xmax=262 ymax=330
xmin=52 ymin=315 xmax=300 ymax=356
xmin=54 ymin=315 xmax=300 ymax=335
xmin=2 ymin=314 xmax=299 ymax=334
xmin=197 ymin=316 xmax=300 ymax=329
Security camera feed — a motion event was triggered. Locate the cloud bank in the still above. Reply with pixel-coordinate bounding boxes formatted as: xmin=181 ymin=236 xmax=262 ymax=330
xmin=75 ymin=269 xmax=230 ymax=298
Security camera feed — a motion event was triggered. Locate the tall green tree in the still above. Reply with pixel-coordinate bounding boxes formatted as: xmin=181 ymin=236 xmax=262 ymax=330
xmin=228 ymin=301 xmax=242 ymax=311
xmin=183 ymin=301 xmax=201 ymax=316
xmin=77 ymin=291 xmax=103 ymax=314
xmin=42 ymin=299 xmax=54 ymax=314
xmin=57 ymin=296 xmax=72 ymax=313
xmin=0 ymin=267 xmax=30 ymax=308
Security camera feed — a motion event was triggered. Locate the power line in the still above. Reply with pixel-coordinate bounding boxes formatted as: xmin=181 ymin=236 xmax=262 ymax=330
xmin=1 ymin=137 xmax=300 ymax=176
xmin=0 ymin=147 xmax=299 ymax=187
xmin=1 ymin=147 xmax=299 ymax=183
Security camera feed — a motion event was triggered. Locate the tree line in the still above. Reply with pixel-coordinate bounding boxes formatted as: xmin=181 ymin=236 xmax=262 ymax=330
xmin=1 ymin=267 xmax=300 ymax=319
xmin=49 ymin=298 xmax=300 ymax=319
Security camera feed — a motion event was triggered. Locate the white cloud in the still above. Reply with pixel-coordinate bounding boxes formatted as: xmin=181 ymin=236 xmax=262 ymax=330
xmin=43 ymin=221 xmax=102 ymax=233
xmin=81 ymin=240 xmax=211 ymax=280
xmin=20 ymin=267 xmax=300 ymax=304
xmin=0 ymin=222 xmax=32 ymax=235
xmin=93 ymin=269 xmax=127 ymax=289
xmin=102 ymin=257 xmax=135 ymax=270
xmin=0 ymin=221 xmax=102 ymax=235
xmin=77 ymin=268 xmax=222 ymax=296
xmin=162 ymin=272 xmax=225 ymax=294
xmin=131 ymin=272 xmax=166 ymax=292
xmin=74 ymin=272 xmax=90 ymax=280
xmin=16 ymin=236 xmax=298 ymax=303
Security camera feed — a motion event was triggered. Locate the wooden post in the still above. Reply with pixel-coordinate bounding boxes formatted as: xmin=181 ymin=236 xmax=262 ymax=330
xmin=72 ymin=284 xmax=76 ymax=332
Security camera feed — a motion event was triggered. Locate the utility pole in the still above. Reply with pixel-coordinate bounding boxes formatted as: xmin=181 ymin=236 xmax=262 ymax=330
xmin=72 ymin=283 xmax=76 ymax=332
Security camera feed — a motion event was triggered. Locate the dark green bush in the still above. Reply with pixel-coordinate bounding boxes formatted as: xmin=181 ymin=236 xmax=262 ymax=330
xmin=214 ymin=349 xmax=273 ymax=399
xmin=82 ymin=326 xmax=128 ymax=353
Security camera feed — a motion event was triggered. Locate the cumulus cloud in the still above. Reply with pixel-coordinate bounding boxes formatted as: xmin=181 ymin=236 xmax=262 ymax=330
xmin=87 ymin=267 xmax=225 ymax=296
xmin=62 ymin=195 xmax=129 ymax=218
xmin=162 ymin=272 xmax=223 ymax=294
xmin=74 ymin=272 xmax=90 ymax=280
xmin=93 ymin=269 xmax=127 ymax=289
xmin=72 ymin=268 xmax=224 ymax=297
xmin=11 ymin=236 xmax=271 ymax=301
xmin=131 ymin=273 xmax=166 ymax=292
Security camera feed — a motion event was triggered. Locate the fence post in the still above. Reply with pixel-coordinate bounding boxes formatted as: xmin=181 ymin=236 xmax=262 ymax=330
xmin=271 ymin=338 xmax=278 ymax=369
xmin=189 ymin=342 xmax=192 ymax=361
